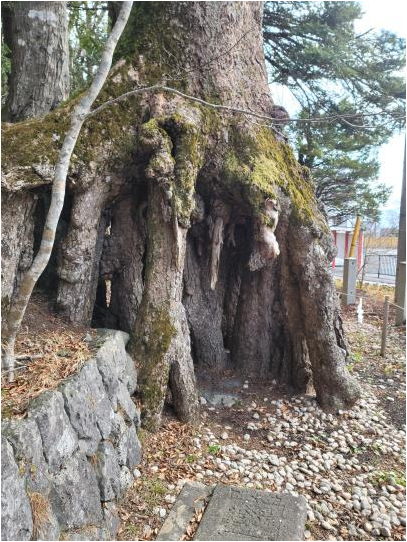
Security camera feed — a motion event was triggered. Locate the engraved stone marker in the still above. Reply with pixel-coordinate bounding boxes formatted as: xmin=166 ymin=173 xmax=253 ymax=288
xmin=193 ymin=484 xmax=307 ymax=541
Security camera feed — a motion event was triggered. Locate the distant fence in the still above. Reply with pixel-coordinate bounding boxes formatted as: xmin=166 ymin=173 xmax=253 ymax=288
xmin=377 ymin=255 xmax=397 ymax=277
xmin=365 ymin=236 xmax=398 ymax=249
xmin=363 ymin=254 xmax=397 ymax=277
xmin=335 ymin=254 xmax=397 ymax=278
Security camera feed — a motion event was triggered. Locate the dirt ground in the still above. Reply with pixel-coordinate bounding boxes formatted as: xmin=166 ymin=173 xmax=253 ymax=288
xmin=1 ymin=288 xmax=405 ymax=541
xmin=1 ymin=294 xmax=96 ymax=417
xmin=117 ymin=287 xmax=406 ymax=541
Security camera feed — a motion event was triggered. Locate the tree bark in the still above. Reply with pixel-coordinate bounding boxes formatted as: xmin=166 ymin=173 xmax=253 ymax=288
xmin=1 ymin=190 xmax=38 ymax=330
xmin=183 ymin=231 xmax=229 ymax=371
xmin=2 ymin=1 xmax=360 ymax=418
xmin=128 ymin=112 xmax=202 ymax=430
xmin=3 ymin=1 xmax=70 ymax=122
xmin=287 ymin=218 xmax=360 ymax=409
xmin=1 ymin=1 xmax=69 ymax=321
xmin=56 ymin=171 xmax=124 ymax=324
xmin=99 ymin=190 xmax=146 ymax=332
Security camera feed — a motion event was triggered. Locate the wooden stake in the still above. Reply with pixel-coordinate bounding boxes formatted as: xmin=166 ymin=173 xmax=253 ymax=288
xmin=380 ymin=295 xmax=389 ymax=357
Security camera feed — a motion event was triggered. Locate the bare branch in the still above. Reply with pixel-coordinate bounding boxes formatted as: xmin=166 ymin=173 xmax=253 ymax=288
xmin=87 ymin=83 xmax=404 ymax=132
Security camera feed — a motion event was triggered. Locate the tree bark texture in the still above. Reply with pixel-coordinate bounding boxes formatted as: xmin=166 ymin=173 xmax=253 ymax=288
xmin=56 ymin=171 xmax=125 ymax=323
xmin=2 ymin=2 xmax=360 ymax=424
xmin=1 ymin=191 xmax=38 ymax=324
xmin=99 ymin=191 xmax=146 ymax=332
xmin=3 ymin=1 xmax=70 ymax=122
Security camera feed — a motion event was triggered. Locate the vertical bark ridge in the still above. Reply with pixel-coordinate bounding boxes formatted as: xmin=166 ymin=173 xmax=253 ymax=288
xmin=4 ymin=1 xmax=70 ymax=122
xmin=287 ymin=219 xmax=361 ymax=409
xmin=129 ymin=114 xmax=202 ymax=430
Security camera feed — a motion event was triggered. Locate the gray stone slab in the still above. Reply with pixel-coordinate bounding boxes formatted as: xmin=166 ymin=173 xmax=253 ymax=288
xmin=28 ymin=390 xmax=78 ymax=473
xmin=116 ymin=423 xmax=142 ymax=470
xmin=194 ymin=484 xmax=307 ymax=541
xmin=102 ymin=501 xmax=121 ymax=539
xmin=1 ymin=437 xmax=34 ymax=541
xmin=2 ymin=417 xmax=51 ymax=494
xmin=95 ymin=440 xmax=121 ymax=501
xmin=202 ymin=392 xmax=239 ymax=408
xmin=157 ymin=482 xmax=214 ymax=541
xmin=61 ymin=359 xmax=114 ymax=454
xmin=49 ymin=451 xmax=103 ymax=530
xmin=124 ymin=352 xmax=138 ymax=395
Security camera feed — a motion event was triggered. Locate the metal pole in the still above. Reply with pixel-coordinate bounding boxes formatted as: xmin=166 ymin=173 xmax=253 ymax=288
xmin=349 ymin=215 xmax=362 ymax=258
xmin=396 ymin=262 xmax=406 ymax=326
xmin=395 ymin=137 xmax=406 ymax=324
xmin=380 ymin=295 xmax=390 ymax=357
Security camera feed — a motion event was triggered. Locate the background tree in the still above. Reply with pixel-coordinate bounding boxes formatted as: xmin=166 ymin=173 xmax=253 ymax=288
xmin=264 ymin=1 xmax=406 ymax=222
xmin=296 ymin=100 xmax=391 ymax=223
xmin=68 ymin=1 xmax=109 ymax=93
xmin=1 ymin=1 xmax=72 ymax=343
xmin=2 ymin=1 xmax=70 ymax=122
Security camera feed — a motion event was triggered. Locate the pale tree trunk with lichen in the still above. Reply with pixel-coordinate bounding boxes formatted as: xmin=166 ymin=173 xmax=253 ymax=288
xmin=2 ymin=1 xmax=70 ymax=122
xmin=1 ymin=1 xmax=360 ymax=428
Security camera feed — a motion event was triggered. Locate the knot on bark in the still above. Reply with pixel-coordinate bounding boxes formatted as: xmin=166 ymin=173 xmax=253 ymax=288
xmin=139 ymin=119 xmax=175 ymax=183
xmin=248 ymin=198 xmax=280 ymax=272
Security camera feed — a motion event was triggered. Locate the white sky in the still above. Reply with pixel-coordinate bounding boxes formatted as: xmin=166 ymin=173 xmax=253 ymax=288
xmin=270 ymin=0 xmax=406 ymax=215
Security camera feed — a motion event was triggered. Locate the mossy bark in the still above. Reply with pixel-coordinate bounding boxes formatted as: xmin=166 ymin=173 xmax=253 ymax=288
xmin=129 ymin=184 xmax=198 ymax=431
xmin=1 ymin=190 xmax=38 ymax=334
xmin=128 ymin=113 xmax=202 ymax=430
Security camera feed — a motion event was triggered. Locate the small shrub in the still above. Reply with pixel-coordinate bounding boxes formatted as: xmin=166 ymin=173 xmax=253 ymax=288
xmin=208 ymin=444 xmax=221 ymax=455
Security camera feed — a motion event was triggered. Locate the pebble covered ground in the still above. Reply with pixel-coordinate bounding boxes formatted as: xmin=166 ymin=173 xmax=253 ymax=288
xmin=119 ymin=304 xmax=406 ymax=541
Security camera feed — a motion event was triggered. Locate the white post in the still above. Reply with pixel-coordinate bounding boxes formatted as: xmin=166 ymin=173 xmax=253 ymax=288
xmin=395 ymin=140 xmax=406 ymax=326
xmin=342 ymin=257 xmax=357 ymax=305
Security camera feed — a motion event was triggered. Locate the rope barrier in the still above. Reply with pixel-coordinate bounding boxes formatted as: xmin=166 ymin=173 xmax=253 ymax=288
xmin=388 ymin=301 xmax=405 ymax=311
xmin=338 ymin=291 xmax=405 ymax=312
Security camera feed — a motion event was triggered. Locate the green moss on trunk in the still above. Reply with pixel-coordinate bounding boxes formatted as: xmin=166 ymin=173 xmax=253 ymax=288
xmin=221 ymin=124 xmax=321 ymax=225
xmin=132 ymin=302 xmax=176 ymax=431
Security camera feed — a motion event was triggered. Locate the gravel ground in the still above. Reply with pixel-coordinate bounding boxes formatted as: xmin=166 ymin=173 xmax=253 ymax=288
xmin=119 ymin=305 xmax=406 ymax=541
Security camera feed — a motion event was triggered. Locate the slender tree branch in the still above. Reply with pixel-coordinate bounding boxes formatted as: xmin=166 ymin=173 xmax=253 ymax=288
xmin=87 ymin=83 xmax=404 ymax=130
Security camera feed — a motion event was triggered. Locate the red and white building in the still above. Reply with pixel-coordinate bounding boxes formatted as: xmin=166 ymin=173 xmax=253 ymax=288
xmin=331 ymin=220 xmax=364 ymax=269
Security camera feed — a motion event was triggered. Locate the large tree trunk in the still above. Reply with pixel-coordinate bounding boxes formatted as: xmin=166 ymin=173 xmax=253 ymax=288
xmin=99 ymin=187 xmax=146 ymax=332
xmin=2 ymin=1 xmax=360 ymax=426
xmin=128 ymin=110 xmax=203 ymax=430
xmin=55 ymin=171 xmax=125 ymax=323
xmin=2 ymin=1 xmax=70 ymax=122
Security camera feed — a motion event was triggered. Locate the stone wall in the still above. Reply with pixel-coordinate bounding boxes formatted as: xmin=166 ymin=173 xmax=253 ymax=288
xmin=1 ymin=330 xmax=142 ymax=541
